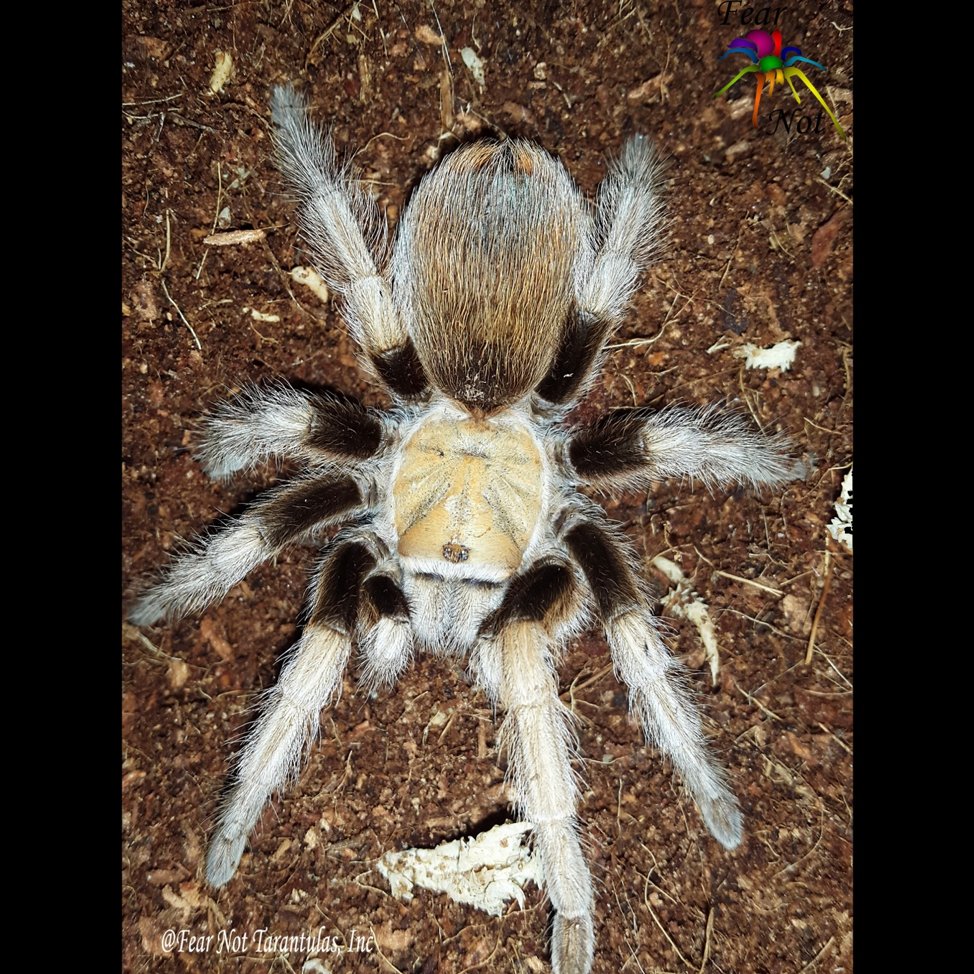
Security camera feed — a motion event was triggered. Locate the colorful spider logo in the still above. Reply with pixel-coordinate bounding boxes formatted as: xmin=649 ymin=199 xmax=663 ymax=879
xmin=714 ymin=28 xmax=847 ymax=139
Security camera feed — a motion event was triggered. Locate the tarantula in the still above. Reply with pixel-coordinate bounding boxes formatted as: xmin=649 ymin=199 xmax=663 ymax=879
xmin=129 ymin=85 xmax=801 ymax=974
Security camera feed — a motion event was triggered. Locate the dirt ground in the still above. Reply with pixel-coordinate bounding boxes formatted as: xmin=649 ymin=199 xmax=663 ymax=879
xmin=122 ymin=1 xmax=853 ymax=972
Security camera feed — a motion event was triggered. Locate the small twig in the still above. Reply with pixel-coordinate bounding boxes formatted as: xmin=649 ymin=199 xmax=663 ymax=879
xmin=717 ymin=223 xmax=745 ymax=290
xmin=768 ymin=224 xmax=795 ymax=260
xmin=723 ymin=607 xmax=801 ymax=643
xmin=714 ymin=570 xmax=782 ymax=598
xmin=121 ymin=93 xmax=185 ymax=107
xmin=697 ymin=906 xmax=714 ymax=974
xmin=798 ymin=935 xmax=835 ymax=973
xmin=371 ymin=932 xmax=406 ymax=974
xmin=160 ymin=278 xmax=201 ymax=350
xmin=455 ymin=936 xmax=501 ymax=974
xmin=436 ymin=709 xmax=458 ymax=744
xmin=123 ymin=623 xmax=182 ymax=663
xmin=805 ymin=541 xmax=833 ymax=665
xmin=606 ymin=316 xmax=671 ymax=350
xmin=306 ymin=6 xmax=353 ymax=67
xmin=733 ymin=680 xmax=783 ymax=722
xmin=168 ymin=114 xmax=218 ymax=134
xmin=816 ymin=177 xmax=853 ymax=205
xmin=160 ymin=209 xmax=172 ymax=273
xmin=642 ymin=873 xmax=695 ymax=970
xmin=359 ymin=130 xmax=409 ymax=154
xmin=738 ymin=367 xmax=763 ymax=429
xmin=195 ymin=161 xmax=223 ymax=280
xmin=817 ymin=721 xmax=852 ymax=755
xmin=818 ymin=648 xmax=852 ymax=689
xmin=803 ymin=416 xmax=846 ymax=436
xmin=619 ymin=371 xmax=638 ymax=405
xmin=429 ymin=1 xmax=453 ymax=78
xmin=773 ymin=803 xmax=826 ymax=880
xmin=562 ymin=663 xmax=614 ymax=701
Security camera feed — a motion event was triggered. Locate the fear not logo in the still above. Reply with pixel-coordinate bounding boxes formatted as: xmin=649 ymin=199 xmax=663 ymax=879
xmin=713 ymin=21 xmax=847 ymax=140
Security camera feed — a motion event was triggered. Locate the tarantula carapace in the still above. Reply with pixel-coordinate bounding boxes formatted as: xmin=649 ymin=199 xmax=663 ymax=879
xmin=130 ymin=85 xmax=801 ymax=974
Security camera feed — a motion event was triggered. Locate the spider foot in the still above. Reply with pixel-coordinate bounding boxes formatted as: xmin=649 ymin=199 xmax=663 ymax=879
xmin=699 ymin=790 xmax=744 ymax=850
xmin=206 ymin=821 xmax=248 ymax=887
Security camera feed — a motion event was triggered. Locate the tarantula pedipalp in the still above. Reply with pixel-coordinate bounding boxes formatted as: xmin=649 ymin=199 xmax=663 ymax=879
xmin=129 ymin=85 xmax=801 ymax=974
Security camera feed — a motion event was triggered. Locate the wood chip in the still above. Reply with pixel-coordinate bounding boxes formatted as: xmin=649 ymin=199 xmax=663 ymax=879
xmin=203 ymin=228 xmax=266 ymax=247
xmin=208 ymin=50 xmax=233 ymax=94
xmin=415 ymin=24 xmax=444 ymax=46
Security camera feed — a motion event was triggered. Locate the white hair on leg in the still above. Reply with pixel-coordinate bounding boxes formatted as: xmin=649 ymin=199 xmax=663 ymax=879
xmin=358 ymin=615 xmax=413 ymax=690
xmin=607 ymin=609 xmax=742 ymax=849
xmin=499 ymin=621 xmax=595 ymax=974
xmin=128 ymin=474 xmax=361 ymax=626
xmin=567 ymin=402 xmax=804 ymax=494
xmin=641 ymin=403 xmax=803 ymax=489
xmin=195 ymin=380 xmax=387 ymax=480
xmin=128 ymin=522 xmax=270 ymax=627
xmin=206 ymin=623 xmax=351 ymax=886
xmin=581 ymin=134 xmax=667 ymax=324
xmin=270 ymin=85 xmax=405 ymax=357
xmin=195 ymin=382 xmax=322 ymax=480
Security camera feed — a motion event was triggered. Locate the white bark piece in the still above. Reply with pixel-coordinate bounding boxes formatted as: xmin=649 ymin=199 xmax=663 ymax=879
xmin=827 ymin=468 xmax=853 ymax=552
xmin=733 ymin=339 xmax=800 ymax=372
xmin=291 ymin=265 xmax=331 ymax=306
xmin=376 ymin=821 xmax=541 ymax=916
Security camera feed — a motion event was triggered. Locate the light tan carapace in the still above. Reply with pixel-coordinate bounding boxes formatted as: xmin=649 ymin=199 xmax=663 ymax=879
xmin=393 ymin=411 xmax=543 ymax=581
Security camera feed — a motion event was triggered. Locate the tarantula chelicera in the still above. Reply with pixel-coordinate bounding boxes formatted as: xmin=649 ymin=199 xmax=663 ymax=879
xmin=130 ymin=85 xmax=801 ymax=974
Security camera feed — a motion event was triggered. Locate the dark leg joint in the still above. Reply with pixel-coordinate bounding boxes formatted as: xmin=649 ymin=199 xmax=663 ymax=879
xmin=362 ymin=573 xmax=410 ymax=621
xmin=568 ymin=409 xmax=651 ymax=481
xmin=260 ymin=477 xmax=361 ymax=549
xmin=307 ymin=397 xmax=383 ymax=460
xmin=310 ymin=541 xmax=376 ymax=633
xmin=371 ymin=339 xmax=429 ymax=399
xmin=480 ymin=562 xmax=575 ymax=637
xmin=536 ymin=311 xmax=611 ymax=405
xmin=564 ymin=522 xmax=640 ymax=620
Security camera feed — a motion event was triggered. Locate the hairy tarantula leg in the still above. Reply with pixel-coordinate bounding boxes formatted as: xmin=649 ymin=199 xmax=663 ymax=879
xmin=207 ymin=539 xmax=374 ymax=887
xmin=270 ymin=85 xmax=428 ymax=398
xmin=195 ymin=382 xmax=386 ymax=480
xmin=565 ymin=520 xmax=743 ymax=849
xmin=356 ymin=567 xmax=414 ymax=690
xmin=583 ymin=134 xmax=666 ymax=325
xmin=477 ymin=562 xmax=595 ymax=974
xmin=500 ymin=622 xmax=594 ymax=974
xmin=537 ymin=136 xmax=665 ymax=408
xmin=128 ymin=475 xmax=362 ymax=626
xmin=568 ymin=403 xmax=803 ymax=492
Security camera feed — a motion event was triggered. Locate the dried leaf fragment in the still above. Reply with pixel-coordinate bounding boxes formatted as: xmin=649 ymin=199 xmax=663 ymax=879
xmin=415 ymin=24 xmax=444 ymax=46
xmin=652 ymin=555 xmax=721 ymax=685
xmin=208 ymin=50 xmax=233 ymax=94
xmin=291 ymin=265 xmax=331 ymax=305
